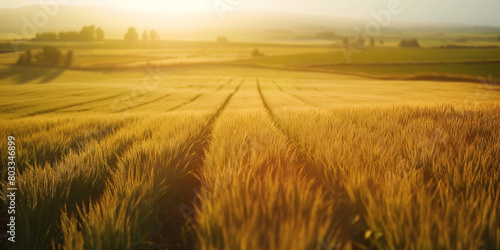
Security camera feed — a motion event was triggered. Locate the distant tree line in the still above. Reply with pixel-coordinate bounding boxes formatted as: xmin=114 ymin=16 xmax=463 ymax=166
xmin=124 ymin=27 xmax=158 ymax=41
xmin=35 ymin=25 xmax=104 ymax=41
xmin=316 ymin=32 xmax=337 ymax=40
xmin=399 ymin=38 xmax=420 ymax=48
xmin=16 ymin=46 xmax=73 ymax=67
xmin=342 ymin=36 xmax=379 ymax=48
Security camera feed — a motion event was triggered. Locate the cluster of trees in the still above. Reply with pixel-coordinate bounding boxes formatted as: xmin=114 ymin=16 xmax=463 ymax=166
xmin=124 ymin=27 xmax=159 ymax=41
xmin=16 ymin=46 xmax=73 ymax=67
xmin=142 ymin=29 xmax=159 ymax=41
xmin=217 ymin=36 xmax=229 ymax=43
xmin=35 ymin=25 xmax=104 ymax=41
xmin=16 ymin=51 xmax=32 ymax=66
xmin=251 ymin=48 xmax=264 ymax=57
xmin=35 ymin=32 xmax=57 ymax=40
xmin=399 ymin=38 xmax=420 ymax=48
xmin=342 ymin=36 xmax=379 ymax=48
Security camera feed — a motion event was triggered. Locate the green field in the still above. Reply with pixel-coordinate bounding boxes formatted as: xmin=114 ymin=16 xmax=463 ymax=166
xmin=0 ymin=41 xmax=332 ymax=69
xmin=245 ymin=47 xmax=500 ymax=65
xmin=240 ymin=47 xmax=500 ymax=81
xmin=2 ymin=42 xmax=500 ymax=81
xmin=313 ymin=62 xmax=500 ymax=80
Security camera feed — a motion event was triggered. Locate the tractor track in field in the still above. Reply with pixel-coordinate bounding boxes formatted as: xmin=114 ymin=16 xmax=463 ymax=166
xmin=295 ymin=80 xmax=321 ymax=92
xmin=159 ymin=79 xmax=244 ymax=249
xmin=271 ymin=79 xmax=318 ymax=107
xmin=257 ymin=79 xmax=317 ymax=174
xmin=0 ymin=103 xmax=36 ymax=113
xmin=216 ymin=78 xmax=234 ymax=91
xmin=198 ymin=78 xmax=222 ymax=90
xmin=47 ymin=120 xmax=130 ymax=168
xmin=162 ymin=77 xmax=234 ymax=113
xmin=15 ymin=118 xmax=153 ymax=249
xmin=21 ymin=93 xmax=124 ymax=117
xmin=258 ymin=78 xmax=348 ymax=199
xmin=12 ymin=90 xmax=38 ymax=96
xmin=117 ymin=78 xmax=239 ymax=114
xmin=7 ymin=118 xmax=131 ymax=175
xmin=271 ymin=79 xmax=283 ymax=91
xmin=188 ymin=78 xmax=210 ymax=89
xmin=115 ymin=93 xmax=172 ymax=112
xmin=287 ymin=92 xmax=318 ymax=107
xmin=257 ymin=79 xmax=371 ymax=248
xmin=1 ymin=89 xmax=101 ymax=112
xmin=204 ymin=79 xmax=244 ymax=127
xmin=166 ymin=94 xmax=203 ymax=112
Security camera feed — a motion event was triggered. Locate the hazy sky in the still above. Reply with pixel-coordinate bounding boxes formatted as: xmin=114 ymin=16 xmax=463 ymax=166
xmin=1 ymin=0 xmax=499 ymax=26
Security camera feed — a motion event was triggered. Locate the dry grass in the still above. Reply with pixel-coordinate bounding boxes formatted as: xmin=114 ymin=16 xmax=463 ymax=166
xmin=265 ymin=100 xmax=500 ymax=249
xmin=1 ymin=68 xmax=499 ymax=250
xmin=60 ymin=113 xmax=210 ymax=249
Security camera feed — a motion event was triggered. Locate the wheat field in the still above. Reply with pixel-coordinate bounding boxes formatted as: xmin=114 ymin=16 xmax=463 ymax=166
xmin=1 ymin=65 xmax=499 ymax=250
